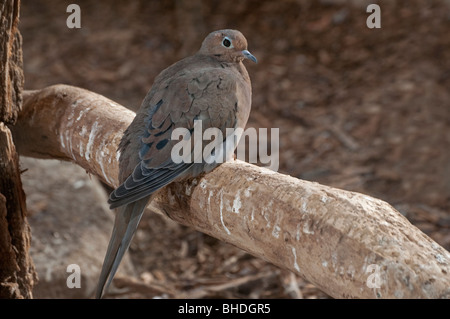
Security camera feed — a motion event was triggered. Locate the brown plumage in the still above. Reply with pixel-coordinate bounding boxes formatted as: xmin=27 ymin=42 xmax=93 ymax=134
xmin=96 ymin=29 xmax=256 ymax=298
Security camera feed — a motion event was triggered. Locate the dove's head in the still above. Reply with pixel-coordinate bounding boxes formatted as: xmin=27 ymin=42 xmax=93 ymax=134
xmin=199 ymin=29 xmax=257 ymax=64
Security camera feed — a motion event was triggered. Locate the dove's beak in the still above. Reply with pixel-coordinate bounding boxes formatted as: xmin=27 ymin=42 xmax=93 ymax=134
xmin=242 ymin=50 xmax=257 ymax=63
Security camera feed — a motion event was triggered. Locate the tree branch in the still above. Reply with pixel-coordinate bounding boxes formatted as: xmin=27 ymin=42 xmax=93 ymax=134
xmin=11 ymin=84 xmax=450 ymax=299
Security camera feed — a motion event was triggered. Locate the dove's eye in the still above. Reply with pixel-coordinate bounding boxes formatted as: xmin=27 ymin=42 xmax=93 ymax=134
xmin=222 ymin=37 xmax=232 ymax=48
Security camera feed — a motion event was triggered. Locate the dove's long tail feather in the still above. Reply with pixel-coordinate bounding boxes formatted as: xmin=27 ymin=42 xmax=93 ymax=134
xmin=95 ymin=195 xmax=151 ymax=298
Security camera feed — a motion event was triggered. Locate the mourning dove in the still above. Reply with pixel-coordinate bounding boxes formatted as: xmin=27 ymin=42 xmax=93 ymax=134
xmin=96 ymin=29 xmax=256 ymax=298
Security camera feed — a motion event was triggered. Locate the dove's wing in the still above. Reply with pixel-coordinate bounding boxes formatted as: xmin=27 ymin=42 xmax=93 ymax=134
xmin=109 ymin=65 xmax=241 ymax=209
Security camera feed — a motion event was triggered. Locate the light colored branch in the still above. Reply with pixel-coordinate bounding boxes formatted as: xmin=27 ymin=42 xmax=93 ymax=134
xmin=12 ymin=84 xmax=450 ymax=299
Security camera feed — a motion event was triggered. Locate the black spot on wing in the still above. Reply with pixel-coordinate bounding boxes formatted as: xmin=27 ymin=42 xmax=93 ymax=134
xmin=154 ymin=99 xmax=163 ymax=112
xmin=156 ymin=139 xmax=169 ymax=150
xmin=154 ymin=130 xmax=167 ymax=137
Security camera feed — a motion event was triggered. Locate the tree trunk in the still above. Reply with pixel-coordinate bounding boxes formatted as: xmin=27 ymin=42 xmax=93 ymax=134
xmin=0 ymin=0 xmax=36 ymax=299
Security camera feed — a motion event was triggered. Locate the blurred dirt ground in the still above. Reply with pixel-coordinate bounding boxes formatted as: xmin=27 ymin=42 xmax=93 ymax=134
xmin=18 ymin=0 xmax=450 ymax=298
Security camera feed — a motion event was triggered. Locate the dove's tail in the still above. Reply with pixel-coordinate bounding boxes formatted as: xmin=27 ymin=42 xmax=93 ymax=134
xmin=95 ymin=195 xmax=151 ymax=299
